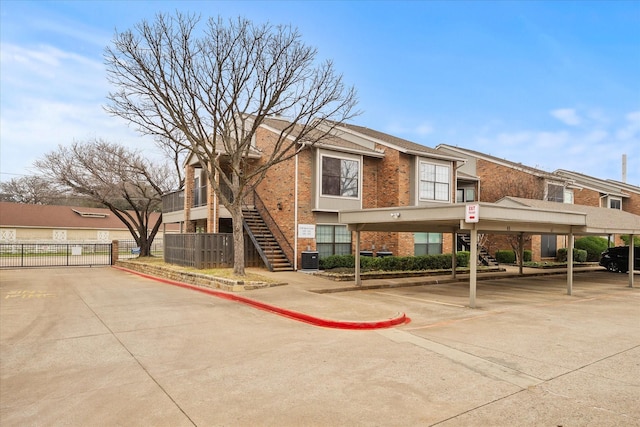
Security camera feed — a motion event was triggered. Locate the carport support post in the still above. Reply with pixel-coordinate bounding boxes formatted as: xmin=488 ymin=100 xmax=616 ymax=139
xmin=567 ymin=232 xmax=574 ymax=296
xmin=451 ymin=233 xmax=457 ymax=279
xmin=470 ymin=227 xmax=478 ymax=308
xmin=355 ymin=230 xmax=361 ymax=286
xmin=629 ymin=234 xmax=635 ymax=288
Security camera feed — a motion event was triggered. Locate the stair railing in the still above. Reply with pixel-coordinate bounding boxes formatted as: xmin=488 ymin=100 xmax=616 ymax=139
xmin=457 ymin=234 xmax=498 ymax=266
xmin=250 ymin=191 xmax=294 ymax=266
xmin=242 ymin=220 xmax=275 ymax=271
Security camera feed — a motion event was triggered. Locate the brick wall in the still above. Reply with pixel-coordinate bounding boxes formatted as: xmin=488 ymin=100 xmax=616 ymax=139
xmin=184 ymin=164 xmax=195 ymax=232
xmin=623 ymin=192 xmax=640 ymax=215
xmin=573 ymin=187 xmax=601 ymax=207
xmin=476 ymin=159 xmax=545 ymax=202
xmin=252 ymin=127 xmax=427 ymax=263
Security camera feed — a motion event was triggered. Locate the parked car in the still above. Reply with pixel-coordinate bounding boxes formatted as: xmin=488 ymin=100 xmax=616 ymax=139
xmin=599 ymin=246 xmax=640 ymax=273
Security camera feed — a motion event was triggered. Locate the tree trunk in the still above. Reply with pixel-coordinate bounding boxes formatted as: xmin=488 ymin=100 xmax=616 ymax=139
xmin=139 ymin=233 xmax=151 ymax=257
xmin=230 ymin=204 xmax=245 ymax=276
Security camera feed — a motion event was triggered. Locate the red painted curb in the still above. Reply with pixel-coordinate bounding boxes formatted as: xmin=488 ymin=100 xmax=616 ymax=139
xmin=112 ymin=266 xmax=409 ymax=330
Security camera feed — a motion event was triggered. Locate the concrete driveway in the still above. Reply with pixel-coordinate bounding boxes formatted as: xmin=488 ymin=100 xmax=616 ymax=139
xmin=1 ymin=267 xmax=638 ymax=426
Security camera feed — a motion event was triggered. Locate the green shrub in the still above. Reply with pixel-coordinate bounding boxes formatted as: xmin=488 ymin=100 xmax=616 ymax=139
xmin=456 ymin=251 xmax=470 ymax=267
xmin=318 ymin=253 xmax=466 ymax=271
xmin=523 ymin=250 xmax=532 ymax=262
xmin=360 ymin=256 xmax=382 ymax=271
xmin=495 ymin=250 xmax=516 ymax=264
xmin=556 ymin=248 xmax=587 ymax=262
xmin=319 ymin=254 xmax=354 ymax=270
xmin=575 ymin=236 xmax=609 ymax=262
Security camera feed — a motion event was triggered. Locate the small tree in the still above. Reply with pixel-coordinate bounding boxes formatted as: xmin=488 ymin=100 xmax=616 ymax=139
xmin=35 ymin=139 xmax=177 ymax=256
xmin=0 ymin=176 xmax=65 ymax=204
xmin=105 ymin=13 xmax=358 ymax=275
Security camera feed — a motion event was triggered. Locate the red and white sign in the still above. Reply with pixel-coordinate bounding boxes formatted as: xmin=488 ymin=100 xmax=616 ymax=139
xmin=465 ymin=204 xmax=479 ymax=223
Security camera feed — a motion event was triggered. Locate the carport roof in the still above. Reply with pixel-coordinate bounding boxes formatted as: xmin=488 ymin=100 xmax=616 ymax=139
xmin=338 ymin=198 xmax=640 ymax=236
xmin=495 ymin=197 xmax=640 ymax=235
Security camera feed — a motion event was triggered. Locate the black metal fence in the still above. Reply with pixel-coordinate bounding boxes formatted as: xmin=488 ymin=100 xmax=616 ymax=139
xmin=164 ymin=233 xmax=263 ymax=269
xmin=0 ymin=243 xmax=112 ymax=268
xmin=117 ymin=239 xmax=164 ymax=259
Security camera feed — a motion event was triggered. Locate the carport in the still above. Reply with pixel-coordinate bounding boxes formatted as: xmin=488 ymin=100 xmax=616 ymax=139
xmin=339 ymin=197 xmax=640 ymax=308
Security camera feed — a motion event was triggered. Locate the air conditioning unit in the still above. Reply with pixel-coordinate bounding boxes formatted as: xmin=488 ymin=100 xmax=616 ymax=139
xmin=301 ymin=251 xmax=319 ymax=271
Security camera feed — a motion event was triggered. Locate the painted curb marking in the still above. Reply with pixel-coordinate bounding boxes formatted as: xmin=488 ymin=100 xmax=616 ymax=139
xmin=113 ymin=266 xmax=409 ymax=330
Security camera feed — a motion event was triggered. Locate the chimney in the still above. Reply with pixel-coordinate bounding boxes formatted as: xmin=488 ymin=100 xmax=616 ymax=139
xmin=622 ymin=154 xmax=627 ymax=183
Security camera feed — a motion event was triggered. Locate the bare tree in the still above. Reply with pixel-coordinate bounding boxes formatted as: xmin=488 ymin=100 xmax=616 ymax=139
xmin=154 ymin=132 xmax=189 ymax=189
xmin=0 ymin=176 xmax=65 ymax=204
xmin=104 ymin=13 xmax=358 ymax=275
xmin=35 ymin=139 xmax=177 ymax=256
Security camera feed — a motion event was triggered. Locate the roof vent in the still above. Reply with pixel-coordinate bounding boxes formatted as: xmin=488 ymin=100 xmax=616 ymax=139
xmin=71 ymin=209 xmax=109 ymax=218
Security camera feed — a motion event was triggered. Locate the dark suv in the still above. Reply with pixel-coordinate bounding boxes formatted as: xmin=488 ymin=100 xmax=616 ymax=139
xmin=599 ymin=246 xmax=640 ymax=273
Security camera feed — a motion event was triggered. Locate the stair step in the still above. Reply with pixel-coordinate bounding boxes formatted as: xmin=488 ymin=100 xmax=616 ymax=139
xmin=244 ymin=208 xmax=292 ymax=272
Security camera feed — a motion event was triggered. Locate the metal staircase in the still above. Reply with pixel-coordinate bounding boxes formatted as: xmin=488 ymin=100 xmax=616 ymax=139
xmin=242 ymin=208 xmax=294 ymax=272
xmin=457 ymin=234 xmax=500 ymax=267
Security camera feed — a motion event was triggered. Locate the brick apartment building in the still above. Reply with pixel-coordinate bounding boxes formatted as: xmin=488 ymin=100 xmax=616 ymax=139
xmin=161 ymin=118 xmax=638 ymax=269
xmin=435 ymin=145 xmax=640 ymax=260
xmin=162 ymin=117 xmax=469 ymax=269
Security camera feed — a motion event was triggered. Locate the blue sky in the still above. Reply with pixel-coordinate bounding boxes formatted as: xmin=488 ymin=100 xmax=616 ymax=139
xmin=1 ymin=0 xmax=639 ymax=186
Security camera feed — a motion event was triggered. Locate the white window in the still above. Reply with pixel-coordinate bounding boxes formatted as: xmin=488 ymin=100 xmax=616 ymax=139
xmin=97 ymin=231 xmax=110 ymax=242
xmin=414 ymin=233 xmax=442 ymax=255
xmin=563 ymin=189 xmax=574 ymax=204
xmin=456 ymin=188 xmax=475 ymax=203
xmin=53 ymin=230 xmax=67 ymax=241
xmin=419 ymin=162 xmax=450 ymax=201
xmin=321 ymin=155 xmax=360 ymax=198
xmin=0 ymin=229 xmax=16 ymax=241
xmin=608 ymin=197 xmax=622 ymax=210
xmin=316 ymin=225 xmax=352 ymax=258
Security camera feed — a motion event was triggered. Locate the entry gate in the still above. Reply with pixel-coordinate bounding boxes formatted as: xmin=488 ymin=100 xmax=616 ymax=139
xmin=0 ymin=243 xmax=112 ymax=268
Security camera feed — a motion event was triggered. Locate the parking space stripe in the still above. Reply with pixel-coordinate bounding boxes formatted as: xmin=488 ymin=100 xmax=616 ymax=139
xmin=377 ymin=328 xmax=543 ymax=389
xmin=371 ymin=291 xmax=466 ymax=308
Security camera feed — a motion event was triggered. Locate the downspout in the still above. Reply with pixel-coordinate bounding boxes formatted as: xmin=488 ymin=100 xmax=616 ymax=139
xmin=213 ymin=168 xmax=218 ymax=233
xmin=294 ymin=151 xmax=299 ymax=270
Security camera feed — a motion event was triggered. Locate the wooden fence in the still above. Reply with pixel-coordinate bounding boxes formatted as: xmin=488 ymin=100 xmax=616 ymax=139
xmin=164 ymin=233 xmax=264 ymax=269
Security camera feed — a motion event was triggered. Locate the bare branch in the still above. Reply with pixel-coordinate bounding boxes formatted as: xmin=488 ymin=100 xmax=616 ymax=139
xmin=34 ymin=139 xmax=178 ymax=256
xmin=104 ymin=14 xmax=359 ymax=274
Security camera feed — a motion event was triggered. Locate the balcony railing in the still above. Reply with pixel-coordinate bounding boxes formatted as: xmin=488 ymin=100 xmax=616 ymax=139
xmin=162 ymin=190 xmax=184 ymax=213
xmin=162 ymin=181 xmax=237 ymax=214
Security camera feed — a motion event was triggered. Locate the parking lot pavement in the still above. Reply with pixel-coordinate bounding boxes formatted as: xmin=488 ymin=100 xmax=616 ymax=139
xmin=1 ymin=267 xmax=638 ymax=426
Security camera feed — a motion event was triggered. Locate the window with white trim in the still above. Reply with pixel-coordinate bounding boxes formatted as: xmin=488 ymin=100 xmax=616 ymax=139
xmin=419 ymin=162 xmax=450 ymax=201
xmin=414 ymin=233 xmax=442 ymax=255
xmin=547 ymin=184 xmax=564 ymax=202
xmin=456 ymin=188 xmax=475 ymax=203
xmin=321 ymin=156 xmax=359 ymax=198
xmin=563 ymin=189 xmax=574 ymax=204
xmin=608 ymin=197 xmax=622 ymax=210
xmin=316 ymin=225 xmax=352 ymax=258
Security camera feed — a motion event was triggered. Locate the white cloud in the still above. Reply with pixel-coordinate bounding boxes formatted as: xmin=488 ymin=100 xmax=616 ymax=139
xmin=550 ymin=108 xmax=582 ymax=126
xmin=616 ymin=110 xmax=640 ymax=140
xmin=415 ymin=123 xmax=434 ymax=136
xmin=0 ymin=42 xmax=156 ymax=180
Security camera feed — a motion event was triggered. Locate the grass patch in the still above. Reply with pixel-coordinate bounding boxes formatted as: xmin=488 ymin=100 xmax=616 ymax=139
xmin=127 ymin=256 xmax=277 ymax=283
